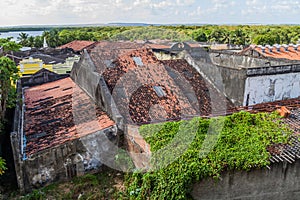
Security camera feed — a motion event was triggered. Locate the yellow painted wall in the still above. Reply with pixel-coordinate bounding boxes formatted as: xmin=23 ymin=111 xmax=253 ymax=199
xmin=18 ymin=56 xmax=79 ymax=76
xmin=18 ymin=57 xmax=53 ymax=76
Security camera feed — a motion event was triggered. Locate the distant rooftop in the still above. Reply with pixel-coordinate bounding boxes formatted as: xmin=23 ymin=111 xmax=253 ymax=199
xmin=241 ymin=44 xmax=300 ymax=61
xmin=8 ymin=48 xmax=77 ymax=65
xmin=58 ymin=40 xmax=96 ymax=52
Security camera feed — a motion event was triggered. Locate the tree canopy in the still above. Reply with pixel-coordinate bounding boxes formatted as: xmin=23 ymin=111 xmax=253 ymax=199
xmin=0 ymin=38 xmax=21 ymax=53
xmin=0 ymin=56 xmax=19 ymax=121
xmin=4 ymin=25 xmax=300 ymax=48
xmin=0 ymin=39 xmax=20 ymax=176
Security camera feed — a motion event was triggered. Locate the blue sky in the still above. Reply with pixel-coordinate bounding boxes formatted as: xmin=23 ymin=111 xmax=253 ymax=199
xmin=0 ymin=0 xmax=300 ymax=26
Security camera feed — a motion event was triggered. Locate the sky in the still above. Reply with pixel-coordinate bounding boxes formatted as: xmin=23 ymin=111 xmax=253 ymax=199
xmin=0 ymin=0 xmax=300 ymax=26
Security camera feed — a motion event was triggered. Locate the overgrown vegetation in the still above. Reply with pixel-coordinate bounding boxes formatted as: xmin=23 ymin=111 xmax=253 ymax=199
xmin=125 ymin=111 xmax=292 ymax=200
xmin=0 ymin=38 xmax=20 ymax=176
xmin=6 ymin=112 xmax=293 ymax=199
xmin=15 ymin=168 xmax=126 ymax=200
xmin=0 ymin=158 xmax=6 ymax=175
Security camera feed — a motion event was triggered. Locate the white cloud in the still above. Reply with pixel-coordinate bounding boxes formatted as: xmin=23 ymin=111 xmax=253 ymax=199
xmin=1 ymin=0 xmax=300 ymax=26
xmin=189 ymin=6 xmax=202 ymax=16
xmin=271 ymin=0 xmax=300 ymax=12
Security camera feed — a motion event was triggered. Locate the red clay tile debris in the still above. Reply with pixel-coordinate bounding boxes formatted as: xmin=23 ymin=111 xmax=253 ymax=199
xmin=276 ymin=106 xmax=291 ymax=118
xmin=88 ymin=42 xmax=235 ymax=124
xmin=229 ymin=97 xmax=300 ymax=164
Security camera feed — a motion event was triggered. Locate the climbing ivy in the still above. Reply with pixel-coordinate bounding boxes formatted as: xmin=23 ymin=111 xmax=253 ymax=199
xmin=0 ymin=157 xmax=7 ymax=175
xmin=125 ymin=111 xmax=292 ymax=199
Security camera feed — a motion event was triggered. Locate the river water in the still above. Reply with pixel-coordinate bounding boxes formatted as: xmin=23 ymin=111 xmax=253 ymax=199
xmin=0 ymin=31 xmax=43 ymax=41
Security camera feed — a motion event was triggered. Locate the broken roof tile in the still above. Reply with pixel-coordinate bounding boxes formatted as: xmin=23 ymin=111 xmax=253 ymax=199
xmin=24 ymin=77 xmax=115 ymax=157
xmin=89 ymin=42 xmax=234 ymax=124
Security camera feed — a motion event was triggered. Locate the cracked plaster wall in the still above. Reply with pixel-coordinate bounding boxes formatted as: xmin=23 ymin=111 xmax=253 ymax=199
xmin=244 ymin=73 xmax=300 ymax=106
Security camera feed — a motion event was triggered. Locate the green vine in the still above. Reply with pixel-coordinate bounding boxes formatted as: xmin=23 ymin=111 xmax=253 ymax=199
xmin=0 ymin=157 xmax=7 ymax=175
xmin=125 ymin=111 xmax=292 ymax=199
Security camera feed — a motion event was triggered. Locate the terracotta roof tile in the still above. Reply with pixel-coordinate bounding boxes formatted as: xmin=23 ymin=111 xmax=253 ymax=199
xmin=58 ymin=40 xmax=96 ymax=52
xmin=243 ymin=44 xmax=300 ymax=61
xmin=24 ymin=77 xmax=115 ymax=157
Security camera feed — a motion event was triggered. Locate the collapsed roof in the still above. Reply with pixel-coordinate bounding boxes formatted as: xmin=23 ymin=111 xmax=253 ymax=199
xmin=87 ymin=42 xmax=234 ymax=124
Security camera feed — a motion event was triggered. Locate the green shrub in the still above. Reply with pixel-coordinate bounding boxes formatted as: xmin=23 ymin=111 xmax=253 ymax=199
xmin=126 ymin=111 xmax=292 ymax=199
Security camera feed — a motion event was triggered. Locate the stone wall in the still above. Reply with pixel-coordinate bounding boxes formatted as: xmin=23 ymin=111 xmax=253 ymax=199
xmin=192 ymin=160 xmax=300 ymax=200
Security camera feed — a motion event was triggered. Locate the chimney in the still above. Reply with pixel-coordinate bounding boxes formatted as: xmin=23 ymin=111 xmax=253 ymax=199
xmin=261 ymin=47 xmax=266 ymax=53
xmin=293 ymin=44 xmax=299 ymax=51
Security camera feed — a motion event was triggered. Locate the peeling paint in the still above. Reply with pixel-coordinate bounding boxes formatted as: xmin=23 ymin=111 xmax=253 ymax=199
xmin=244 ymin=73 xmax=300 ymax=106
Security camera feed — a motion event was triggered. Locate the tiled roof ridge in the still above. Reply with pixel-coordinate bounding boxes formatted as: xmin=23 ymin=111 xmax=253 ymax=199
xmin=231 ymin=96 xmax=300 ymax=114
xmin=240 ymin=44 xmax=300 ymax=61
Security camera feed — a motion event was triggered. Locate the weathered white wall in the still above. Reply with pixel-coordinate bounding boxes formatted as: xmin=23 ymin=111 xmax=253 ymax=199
xmin=243 ymin=72 xmax=300 ymax=106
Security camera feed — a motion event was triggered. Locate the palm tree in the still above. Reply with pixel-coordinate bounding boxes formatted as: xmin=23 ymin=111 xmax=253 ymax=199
xmin=17 ymin=32 xmax=29 ymax=46
xmin=27 ymin=36 xmax=35 ymax=47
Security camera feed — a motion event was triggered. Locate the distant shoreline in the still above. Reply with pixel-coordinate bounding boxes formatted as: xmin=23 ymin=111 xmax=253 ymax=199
xmin=0 ymin=27 xmax=51 ymax=33
xmin=1 ymin=23 xmax=300 ymax=33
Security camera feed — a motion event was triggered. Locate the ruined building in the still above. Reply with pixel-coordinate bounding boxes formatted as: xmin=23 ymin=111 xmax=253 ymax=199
xmin=71 ymin=41 xmax=235 ymax=168
xmin=192 ymin=44 xmax=300 ymax=106
xmin=11 ymin=74 xmax=117 ymax=192
xmin=10 ymin=41 xmax=300 ymax=194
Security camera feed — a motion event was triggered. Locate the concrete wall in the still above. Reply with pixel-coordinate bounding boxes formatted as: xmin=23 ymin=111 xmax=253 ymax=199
xmin=71 ymin=50 xmax=124 ymax=129
xmin=184 ymin=49 xmax=247 ymax=106
xmin=192 ymin=160 xmax=300 ymax=200
xmin=185 ymin=49 xmax=300 ymax=106
xmin=209 ymin=51 xmax=297 ymax=69
xmin=244 ymin=72 xmax=300 ymax=106
xmin=12 ymin=125 xmax=117 ymax=192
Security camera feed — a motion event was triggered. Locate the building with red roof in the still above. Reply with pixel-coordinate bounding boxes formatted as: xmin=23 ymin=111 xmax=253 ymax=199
xmin=11 ymin=76 xmax=117 ymax=192
xmin=58 ymin=40 xmax=97 ymax=53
